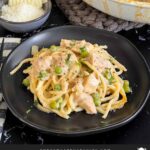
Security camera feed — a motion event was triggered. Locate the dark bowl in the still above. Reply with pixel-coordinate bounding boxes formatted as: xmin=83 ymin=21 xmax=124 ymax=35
xmin=0 ymin=0 xmax=52 ymax=33
xmin=1 ymin=26 xmax=150 ymax=136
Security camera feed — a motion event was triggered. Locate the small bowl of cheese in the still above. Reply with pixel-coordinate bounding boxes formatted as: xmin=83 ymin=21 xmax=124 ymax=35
xmin=0 ymin=0 xmax=51 ymax=33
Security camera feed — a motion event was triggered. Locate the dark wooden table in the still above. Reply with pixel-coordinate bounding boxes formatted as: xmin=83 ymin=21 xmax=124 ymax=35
xmin=1 ymin=0 xmax=150 ymax=144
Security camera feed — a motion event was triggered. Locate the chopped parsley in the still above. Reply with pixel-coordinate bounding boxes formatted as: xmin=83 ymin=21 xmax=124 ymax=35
xmin=65 ymin=54 xmax=71 ymax=64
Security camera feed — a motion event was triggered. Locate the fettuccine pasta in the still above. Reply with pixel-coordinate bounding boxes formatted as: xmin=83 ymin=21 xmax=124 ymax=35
xmin=10 ymin=39 xmax=131 ymax=119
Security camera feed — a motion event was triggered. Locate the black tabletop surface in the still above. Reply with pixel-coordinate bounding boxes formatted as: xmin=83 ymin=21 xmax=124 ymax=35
xmin=1 ymin=0 xmax=150 ymax=144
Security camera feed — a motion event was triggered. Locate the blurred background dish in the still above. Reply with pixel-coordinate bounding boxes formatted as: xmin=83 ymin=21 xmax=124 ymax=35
xmin=83 ymin=0 xmax=150 ymax=24
xmin=0 ymin=0 xmax=52 ymax=33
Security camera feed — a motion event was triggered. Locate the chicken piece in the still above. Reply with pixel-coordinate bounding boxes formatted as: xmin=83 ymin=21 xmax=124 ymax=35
xmin=60 ymin=39 xmax=94 ymax=53
xmin=74 ymin=93 xmax=97 ymax=114
xmin=84 ymin=42 xmax=94 ymax=52
xmin=52 ymin=53 xmax=69 ymax=75
xmin=32 ymin=55 xmax=52 ymax=76
xmin=72 ymin=78 xmax=84 ymax=92
xmin=60 ymin=39 xmax=74 ymax=48
xmin=83 ymin=73 xmax=100 ymax=94
xmin=88 ymin=52 xmax=112 ymax=73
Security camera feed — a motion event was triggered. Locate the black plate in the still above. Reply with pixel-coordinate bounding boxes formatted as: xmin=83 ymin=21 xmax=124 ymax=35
xmin=1 ymin=26 xmax=150 ymax=136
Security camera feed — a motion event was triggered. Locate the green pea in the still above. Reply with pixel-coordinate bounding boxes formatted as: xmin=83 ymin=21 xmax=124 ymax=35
xmin=50 ymin=101 xmax=59 ymax=109
xmin=92 ymin=93 xmax=100 ymax=106
xmin=57 ymin=97 xmax=63 ymax=110
xmin=54 ymin=84 xmax=62 ymax=91
xmin=50 ymin=97 xmax=63 ymax=109
xmin=38 ymin=70 xmax=48 ymax=80
xmin=55 ymin=66 xmax=62 ymax=74
xmin=80 ymin=47 xmax=89 ymax=58
xmin=22 ymin=78 xmax=30 ymax=87
xmin=123 ymin=80 xmax=132 ymax=93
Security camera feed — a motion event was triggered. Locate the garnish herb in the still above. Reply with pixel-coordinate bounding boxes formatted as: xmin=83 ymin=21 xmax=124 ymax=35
xmin=65 ymin=54 xmax=71 ymax=64
xmin=80 ymin=60 xmax=93 ymax=73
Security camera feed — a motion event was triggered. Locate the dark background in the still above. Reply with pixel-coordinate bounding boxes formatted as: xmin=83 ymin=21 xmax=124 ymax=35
xmin=1 ymin=0 xmax=150 ymax=144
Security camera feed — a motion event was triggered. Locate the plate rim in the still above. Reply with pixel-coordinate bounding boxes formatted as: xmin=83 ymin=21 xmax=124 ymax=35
xmin=1 ymin=25 xmax=150 ymax=136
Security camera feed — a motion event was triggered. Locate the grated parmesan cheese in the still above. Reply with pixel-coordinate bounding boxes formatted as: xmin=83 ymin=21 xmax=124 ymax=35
xmin=0 ymin=3 xmax=45 ymax=22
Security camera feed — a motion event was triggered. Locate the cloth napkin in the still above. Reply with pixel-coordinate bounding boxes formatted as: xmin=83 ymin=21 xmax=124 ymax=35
xmin=0 ymin=37 xmax=21 ymax=140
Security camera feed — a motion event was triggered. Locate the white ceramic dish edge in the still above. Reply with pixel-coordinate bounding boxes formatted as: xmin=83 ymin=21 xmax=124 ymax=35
xmin=83 ymin=0 xmax=150 ymax=24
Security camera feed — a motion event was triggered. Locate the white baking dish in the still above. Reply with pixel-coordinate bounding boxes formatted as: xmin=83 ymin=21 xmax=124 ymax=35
xmin=83 ymin=0 xmax=150 ymax=24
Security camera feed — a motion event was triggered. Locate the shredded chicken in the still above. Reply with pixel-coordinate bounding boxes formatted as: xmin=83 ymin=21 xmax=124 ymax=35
xmin=61 ymin=39 xmax=94 ymax=53
xmin=88 ymin=52 xmax=112 ymax=73
xmin=83 ymin=73 xmax=100 ymax=94
xmin=52 ymin=53 xmax=69 ymax=75
xmin=74 ymin=92 xmax=97 ymax=114
xmin=32 ymin=55 xmax=52 ymax=75
xmin=72 ymin=78 xmax=84 ymax=92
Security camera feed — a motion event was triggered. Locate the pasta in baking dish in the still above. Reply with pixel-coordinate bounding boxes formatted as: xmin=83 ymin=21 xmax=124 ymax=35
xmin=10 ymin=39 xmax=132 ymax=119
